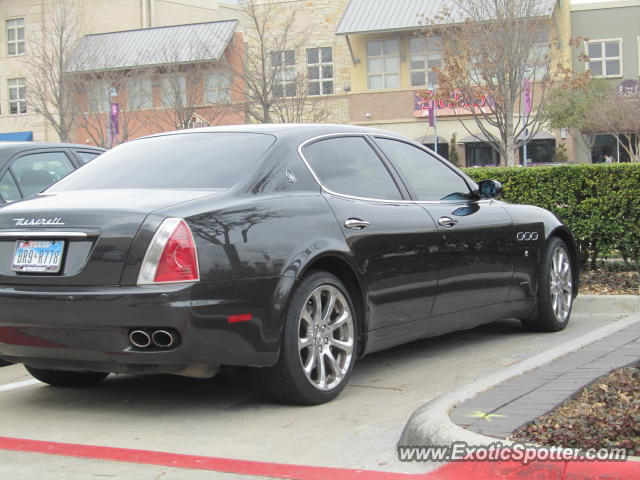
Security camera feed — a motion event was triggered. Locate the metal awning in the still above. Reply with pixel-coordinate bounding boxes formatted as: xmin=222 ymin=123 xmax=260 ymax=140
xmin=415 ymin=134 xmax=447 ymax=144
xmin=336 ymin=0 xmax=442 ymax=35
xmin=336 ymin=0 xmax=556 ymax=35
xmin=517 ymin=130 xmax=555 ymax=141
xmin=0 ymin=131 xmax=33 ymax=141
xmin=68 ymin=20 xmax=238 ymax=72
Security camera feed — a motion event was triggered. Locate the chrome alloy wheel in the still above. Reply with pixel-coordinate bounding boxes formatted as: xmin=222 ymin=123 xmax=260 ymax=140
xmin=297 ymin=285 xmax=355 ymax=391
xmin=550 ymin=246 xmax=573 ymax=323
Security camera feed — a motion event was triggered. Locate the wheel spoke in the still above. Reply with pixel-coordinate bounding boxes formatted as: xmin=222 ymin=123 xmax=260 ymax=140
xmin=322 ymin=292 xmax=336 ymax=324
xmin=329 ymin=310 xmax=350 ymax=332
xmin=302 ymin=347 xmax=317 ymax=375
xmin=326 ymin=351 xmax=343 ymax=382
xmin=298 ymin=336 xmax=313 ymax=350
xmin=312 ymin=291 xmax=322 ymax=324
xmin=317 ymin=352 xmax=327 ymax=388
xmin=330 ymin=337 xmax=353 ymax=355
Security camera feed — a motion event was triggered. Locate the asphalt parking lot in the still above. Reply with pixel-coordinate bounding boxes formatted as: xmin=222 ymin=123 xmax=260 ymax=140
xmin=0 ymin=298 xmax=634 ymax=479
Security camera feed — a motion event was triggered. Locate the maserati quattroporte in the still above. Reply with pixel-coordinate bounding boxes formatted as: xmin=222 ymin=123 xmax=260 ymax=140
xmin=0 ymin=125 xmax=577 ymax=404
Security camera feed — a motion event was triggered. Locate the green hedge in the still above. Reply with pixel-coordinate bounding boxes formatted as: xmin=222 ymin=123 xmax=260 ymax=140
xmin=463 ymin=164 xmax=640 ymax=270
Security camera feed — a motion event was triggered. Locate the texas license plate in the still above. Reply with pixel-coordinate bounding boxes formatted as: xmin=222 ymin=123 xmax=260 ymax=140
xmin=12 ymin=240 xmax=65 ymax=273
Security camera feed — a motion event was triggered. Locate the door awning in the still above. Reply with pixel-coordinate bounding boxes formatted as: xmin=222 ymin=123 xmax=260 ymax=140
xmin=0 ymin=131 xmax=33 ymax=141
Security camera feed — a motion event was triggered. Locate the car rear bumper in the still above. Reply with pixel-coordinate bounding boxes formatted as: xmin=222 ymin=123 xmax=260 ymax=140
xmin=0 ymin=277 xmax=292 ymax=375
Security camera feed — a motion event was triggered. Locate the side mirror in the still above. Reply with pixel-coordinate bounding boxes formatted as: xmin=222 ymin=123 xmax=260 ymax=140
xmin=477 ymin=179 xmax=503 ymax=199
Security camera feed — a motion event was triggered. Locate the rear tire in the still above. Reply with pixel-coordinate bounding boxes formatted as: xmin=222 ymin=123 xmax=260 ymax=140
xmin=25 ymin=366 xmax=109 ymax=387
xmin=522 ymin=237 xmax=574 ymax=332
xmin=253 ymin=271 xmax=358 ymax=405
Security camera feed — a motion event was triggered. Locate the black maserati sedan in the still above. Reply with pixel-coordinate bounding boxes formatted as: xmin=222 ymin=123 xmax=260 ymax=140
xmin=0 ymin=125 xmax=577 ymax=404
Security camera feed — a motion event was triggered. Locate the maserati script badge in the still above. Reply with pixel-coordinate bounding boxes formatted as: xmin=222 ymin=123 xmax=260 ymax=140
xmin=13 ymin=217 xmax=65 ymax=227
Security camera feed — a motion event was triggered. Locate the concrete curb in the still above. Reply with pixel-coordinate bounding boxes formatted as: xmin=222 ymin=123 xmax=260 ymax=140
xmin=398 ymin=295 xmax=640 ymax=447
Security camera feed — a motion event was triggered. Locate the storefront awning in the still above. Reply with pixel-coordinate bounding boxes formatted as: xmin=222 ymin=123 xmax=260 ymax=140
xmin=517 ymin=130 xmax=555 ymax=141
xmin=0 ymin=131 xmax=33 ymax=141
xmin=415 ymin=134 xmax=447 ymax=144
xmin=460 ymin=132 xmax=499 ymax=144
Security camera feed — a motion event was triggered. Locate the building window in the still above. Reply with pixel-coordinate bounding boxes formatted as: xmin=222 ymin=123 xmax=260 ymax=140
xmin=204 ymin=73 xmax=231 ymax=104
xmin=465 ymin=143 xmax=499 ymax=167
xmin=586 ymin=39 xmax=622 ymax=77
xmin=161 ymin=76 xmax=187 ymax=107
xmin=519 ymin=139 xmax=556 ymax=164
xmin=127 ymin=77 xmax=152 ymax=110
xmin=410 ymin=36 xmax=441 ymax=87
xmin=367 ymin=39 xmax=400 ymax=89
xmin=6 ymin=18 xmax=25 ymax=56
xmin=271 ymin=50 xmax=296 ymax=98
xmin=8 ymin=78 xmax=27 ymax=114
xmin=307 ymin=47 xmax=333 ymax=95
xmin=88 ymin=81 xmax=110 ymax=113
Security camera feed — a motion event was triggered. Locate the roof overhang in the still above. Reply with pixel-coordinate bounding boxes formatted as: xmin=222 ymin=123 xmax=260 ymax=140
xmin=68 ymin=20 xmax=238 ymax=73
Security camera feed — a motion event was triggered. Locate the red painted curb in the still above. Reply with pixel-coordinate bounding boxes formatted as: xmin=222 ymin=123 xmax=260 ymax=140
xmin=1 ymin=436 xmax=638 ymax=480
xmin=0 ymin=436 xmax=425 ymax=479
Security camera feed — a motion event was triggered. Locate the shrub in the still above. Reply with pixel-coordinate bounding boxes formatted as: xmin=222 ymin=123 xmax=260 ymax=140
xmin=463 ymin=164 xmax=640 ymax=270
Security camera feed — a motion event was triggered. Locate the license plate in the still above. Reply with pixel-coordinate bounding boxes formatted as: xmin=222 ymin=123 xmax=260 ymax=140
xmin=12 ymin=240 xmax=65 ymax=273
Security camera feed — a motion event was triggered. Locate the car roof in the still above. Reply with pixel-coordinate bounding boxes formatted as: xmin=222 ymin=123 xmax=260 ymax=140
xmin=138 ymin=123 xmax=411 ymax=144
xmin=0 ymin=142 xmax=106 ymax=155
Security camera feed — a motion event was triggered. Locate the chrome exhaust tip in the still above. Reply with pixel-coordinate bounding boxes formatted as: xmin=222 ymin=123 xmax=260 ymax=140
xmin=129 ymin=330 xmax=151 ymax=348
xmin=152 ymin=329 xmax=175 ymax=348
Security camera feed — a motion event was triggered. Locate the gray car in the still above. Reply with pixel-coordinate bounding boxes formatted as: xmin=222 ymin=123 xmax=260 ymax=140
xmin=0 ymin=142 xmax=104 ymax=366
xmin=0 ymin=142 xmax=105 ymax=206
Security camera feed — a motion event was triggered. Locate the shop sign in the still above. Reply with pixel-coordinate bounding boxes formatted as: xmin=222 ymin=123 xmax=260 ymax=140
xmin=414 ymin=90 xmax=494 ymax=118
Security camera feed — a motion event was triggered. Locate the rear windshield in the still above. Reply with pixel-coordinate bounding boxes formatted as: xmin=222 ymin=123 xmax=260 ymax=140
xmin=48 ymin=132 xmax=276 ymax=191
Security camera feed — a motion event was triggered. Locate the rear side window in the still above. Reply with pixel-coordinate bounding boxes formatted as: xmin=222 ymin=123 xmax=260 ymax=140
xmin=374 ymin=138 xmax=470 ymax=201
xmin=75 ymin=151 xmax=102 ymax=164
xmin=303 ymin=136 xmax=402 ymax=200
xmin=49 ymin=133 xmax=276 ymax=191
xmin=0 ymin=171 xmax=21 ymax=202
xmin=11 ymin=152 xmax=75 ymax=197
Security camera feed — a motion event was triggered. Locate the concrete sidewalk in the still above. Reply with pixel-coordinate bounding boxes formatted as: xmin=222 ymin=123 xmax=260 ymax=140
xmin=452 ymin=319 xmax=640 ymax=438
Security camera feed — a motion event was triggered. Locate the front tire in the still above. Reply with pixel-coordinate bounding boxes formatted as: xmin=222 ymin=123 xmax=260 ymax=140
xmin=25 ymin=366 xmax=109 ymax=387
xmin=254 ymin=271 xmax=357 ymax=405
xmin=522 ymin=237 xmax=574 ymax=332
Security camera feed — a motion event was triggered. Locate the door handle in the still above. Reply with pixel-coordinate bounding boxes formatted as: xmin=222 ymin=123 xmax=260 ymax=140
xmin=438 ymin=216 xmax=458 ymax=228
xmin=344 ymin=218 xmax=370 ymax=230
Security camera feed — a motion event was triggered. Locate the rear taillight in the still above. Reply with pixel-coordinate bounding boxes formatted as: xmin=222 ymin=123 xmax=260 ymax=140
xmin=137 ymin=218 xmax=200 ymax=285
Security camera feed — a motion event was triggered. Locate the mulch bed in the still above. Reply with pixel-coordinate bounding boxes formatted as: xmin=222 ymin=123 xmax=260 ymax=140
xmin=511 ymin=366 xmax=640 ymax=456
xmin=579 ymin=268 xmax=639 ymax=295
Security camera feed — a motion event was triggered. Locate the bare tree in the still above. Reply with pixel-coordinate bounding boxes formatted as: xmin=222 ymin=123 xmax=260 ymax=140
xmin=23 ymin=0 xmax=82 ymax=142
xmin=234 ymin=0 xmax=330 ymax=124
xmin=71 ymin=68 xmax=150 ymax=147
xmin=422 ymin=0 xmax=570 ymax=166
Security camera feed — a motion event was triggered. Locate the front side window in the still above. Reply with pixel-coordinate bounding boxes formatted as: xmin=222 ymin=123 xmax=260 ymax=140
xmin=307 ymin=47 xmax=334 ymax=95
xmin=586 ymin=39 xmax=622 ymax=77
xmin=11 ymin=152 xmax=75 ymax=197
xmin=49 ymin=133 xmax=276 ymax=191
xmin=410 ymin=36 xmax=441 ymax=87
xmin=8 ymin=78 xmax=27 ymax=114
xmin=367 ymin=39 xmax=400 ymax=89
xmin=374 ymin=138 xmax=470 ymax=201
xmin=303 ymin=136 xmax=402 ymax=200
xmin=127 ymin=77 xmax=152 ymax=109
xmin=271 ymin=50 xmax=296 ymax=98
xmin=204 ymin=73 xmax=231 ymax=104
xmin=161 ymin=76 xmax=187 ymax=107
xmin=6 ymin=18 xmax=25 ymax=56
